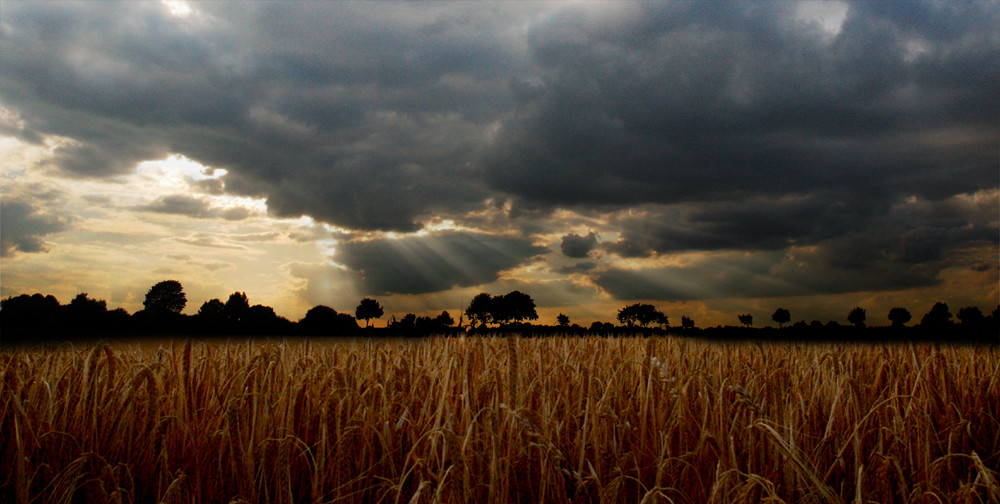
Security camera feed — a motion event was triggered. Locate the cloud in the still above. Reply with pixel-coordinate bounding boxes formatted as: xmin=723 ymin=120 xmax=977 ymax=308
xmin=335 ymin=230 xmax=546 ymax=295
xmin=555 ymin=261 xmax=598 ymax=275
xmin=560 ymin=232 xmax=598 ymax=258
xmin=0 ymin=2 xmax=534 ymax=230
xmin=488 ymin=2 xmax=996 ymax=205
xmin=1 ymin=1 xmax=996 ymax=319
xmin=593 ymin=247 xmax=940 ymax=302
xmin=138 ymin=194 xmax=253 ymax=220
xmin=139 ymin=195 xmax=213 ymax=218
xmin=594 ymin=190 xmax=998 ymax=300
xmin=174 ymin=233 xmax=246 ymax=249
xmin=0 ymin=200 xmax=70 ymax=256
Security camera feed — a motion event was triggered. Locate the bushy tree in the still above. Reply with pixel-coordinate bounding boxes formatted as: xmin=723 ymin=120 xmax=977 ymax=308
xmin=888 ymin=307 xmax=911 ymax=328
xmin=680 ymin=315 xmax=695 ymax=330
xmin=355 ymin=298 xmax=384 ymax=327
xmin=465 ymin=291 xmax=538 ymax=328
xmin=772 ymin=308 xmax=791 ymax=327
xmin=557 ymin=313 xmax=570 ymax=327
xmin=617 ymin=303 xmax=664 ymax=328
xmin=957 ymin=306 xmax=984 ymax=328
xmin=465 ymin=293 xmax=494 ymax=328
xmin=143 ymin=280 xmax=186 ymax=314
xmin=920 ymin=302 xmax=952 ymax=329
xmin=299 ymin=305 xmax=358 ymax=335
xmin=435 ymin=311 xmax=455 ymax=327
xmin=738 ymin=313 xmax=753 ymax=327
xmin=67 ymin=293 xmax=108 ymax=322
xmin=495 ymin=291 xmax=538 ymax=325
xmin=196 ymin=298 xmax=226 ymax=331
xmin=223 ymin=292 xmax=250 ymax=322
xmin=198 ymin=299 xmax=225 ymax=318
xmin=847 ymin=307 xmax=866 ymax=328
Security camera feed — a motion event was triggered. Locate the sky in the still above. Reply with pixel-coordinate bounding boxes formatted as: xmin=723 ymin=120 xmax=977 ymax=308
xmin=1 ymin=0 xmax=997 ymax=328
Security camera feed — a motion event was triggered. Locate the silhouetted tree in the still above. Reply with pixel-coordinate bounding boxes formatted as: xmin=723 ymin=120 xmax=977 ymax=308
xmin=196 ymin=298 xmax=226 ymax=332
xmin=957 ymin=306 xmax=984 ymax=328
xmin=920 ymin=302 xmax=952 ymax=329
xmin=495 ymin=291 xmax=538 ymax=325
xmin=588 ymin=321 xmax=615 ymax=336
xmin=656 ymin=313 xmax=670 ymax=329
xmin=738 ymin=314 xmax=753 ymax=327
xmin=245 ymin=304 xmax=292 ymax=334
xmin=67 ymin=293 xmax=108 ymax=324
xmin=355 ymin=298 xmax=384 ymax=328
xmin=143 ymin=280 xmax=186 ymax=314
xmin=1 ymin=293 xmax=62 ymax=336
xmin=617 ymin=303 xmax=663 ymax=328
xmin=198 ymin=299 xmax=225 ymax=318
xmin=888 ymin=307 xmax=911 ymax=328
xmin=681 ymin=315 xmax=695 ymax=330
xmin=223 ymin=292 xmax=250 ymax=322
xmin=847 ymin=307 xmax=866 ymax=328
xmin=465 ymin=293 xmax=494 ymax=328
xmin=772 ymin=308 xmax=791 ymax=328
xmin=391 ymin=313 xmax=417 ymax=332
xmin=299 ymin=305 xmax=358 ymax=335
xmin=557 ymin=313 xmax=570 ymax=327
xmin=435 ymin=311 xmax=455 ymax=327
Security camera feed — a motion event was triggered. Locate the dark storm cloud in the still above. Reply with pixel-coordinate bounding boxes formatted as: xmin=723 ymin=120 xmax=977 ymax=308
xmin=483 ymin=1 xmax=998 ymax=207
xmin=1 ymin=1 xmax=997 ymax=299
xmin=593 ymin=249 xmax=941 ymax=302
xmin=560 ymin=232 xmax=598 ymax=258
xmin=335 ymin=231 xmax=546 ymax=295
xmin=603 ymin=194 xmax=875 ymax=257
xmin=0 ymin=200 xmax=70 ymax=256
xmin=0 ymin=1 xmax=527 ymax=230
xmin=594 ymin=192 xmax=998 ymax=300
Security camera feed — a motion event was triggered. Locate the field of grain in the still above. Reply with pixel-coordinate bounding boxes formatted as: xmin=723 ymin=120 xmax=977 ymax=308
xmin=1 ymin=336 xmax=998 ymax=503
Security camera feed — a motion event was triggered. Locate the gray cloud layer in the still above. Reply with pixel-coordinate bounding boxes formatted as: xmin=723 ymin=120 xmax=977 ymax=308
xmin=2 ymin=1 xmax=997 ymax=301
xmin=138 ymin=194 xmax=251 ymax=220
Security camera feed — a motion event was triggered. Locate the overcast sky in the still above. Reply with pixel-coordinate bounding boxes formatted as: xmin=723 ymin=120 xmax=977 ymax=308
xmin=2 ymin=0 xmax=997 ymax=327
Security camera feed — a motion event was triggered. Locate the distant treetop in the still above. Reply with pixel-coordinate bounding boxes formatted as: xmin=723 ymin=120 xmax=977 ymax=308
xmin=143 ymin=280 xmax=186 ymax=314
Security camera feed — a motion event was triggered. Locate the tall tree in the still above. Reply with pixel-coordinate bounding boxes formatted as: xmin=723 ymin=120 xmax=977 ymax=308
xmin=143 ymin=280 xmax=186 ymax=314
xmin=355 ymin=298 xmax=384 ymax=328
xmin=557 ymin=313 xmax=570 ymax=327
xmin=738 ymin=313 xmax=753 ymax=327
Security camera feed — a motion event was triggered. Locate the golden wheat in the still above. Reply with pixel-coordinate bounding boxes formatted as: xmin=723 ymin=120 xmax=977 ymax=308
xmin=1 ymin=337 xmax=997 ymax=503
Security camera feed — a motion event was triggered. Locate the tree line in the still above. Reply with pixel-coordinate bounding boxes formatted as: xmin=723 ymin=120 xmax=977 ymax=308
xmin=2 ymin=279 xmax=997 ymax=344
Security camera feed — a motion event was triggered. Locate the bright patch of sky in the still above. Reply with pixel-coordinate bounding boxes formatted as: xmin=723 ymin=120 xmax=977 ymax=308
xmin=794 ymin=1 xmax=849 ymax=38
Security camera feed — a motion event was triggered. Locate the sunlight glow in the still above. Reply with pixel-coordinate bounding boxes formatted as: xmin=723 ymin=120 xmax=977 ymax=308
xmin=136 ymin=155 xmax=222 ymax=186
xmin=162 ymin=0 xmax=193 ymax=18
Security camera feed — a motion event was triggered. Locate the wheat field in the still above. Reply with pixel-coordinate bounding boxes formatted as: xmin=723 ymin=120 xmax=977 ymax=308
xmin=1 ymin=336 xmax=998 ymax=503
